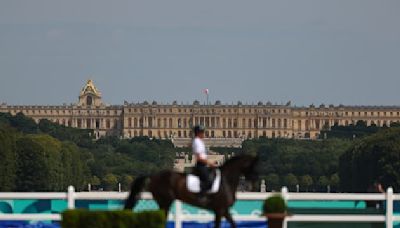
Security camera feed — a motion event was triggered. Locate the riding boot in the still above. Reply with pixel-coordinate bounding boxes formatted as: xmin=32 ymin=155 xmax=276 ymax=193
xmin=198 ymin=183 xmax=208 ymax=204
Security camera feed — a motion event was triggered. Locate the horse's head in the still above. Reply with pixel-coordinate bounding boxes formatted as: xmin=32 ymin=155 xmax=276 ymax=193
xmin=242 ymin=155 xmax=259 ymax=181
xmin=222 ymin=154 xmax=259 ymax=181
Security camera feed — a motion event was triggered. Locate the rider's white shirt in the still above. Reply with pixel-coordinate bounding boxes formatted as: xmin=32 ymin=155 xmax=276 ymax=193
xmin=192 ymin=137 xmax=207 ymax=160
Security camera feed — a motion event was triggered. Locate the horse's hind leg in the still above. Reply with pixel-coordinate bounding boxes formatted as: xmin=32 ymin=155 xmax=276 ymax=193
xmin=224 ymin=211 xmax=236 ymax=228
xmin=214 ymin=211 xmax=222 ymax=228
xmin=154 ymin=196 xmax=173 ymax=219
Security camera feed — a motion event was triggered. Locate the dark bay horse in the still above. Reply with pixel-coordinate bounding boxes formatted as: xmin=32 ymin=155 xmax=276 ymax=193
xmin=124 ymin=154 xmax=258 ymax=228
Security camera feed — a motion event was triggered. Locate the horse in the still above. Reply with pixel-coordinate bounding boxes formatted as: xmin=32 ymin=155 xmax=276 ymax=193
xmin=124 ymin=154 xmax=259 ymax=228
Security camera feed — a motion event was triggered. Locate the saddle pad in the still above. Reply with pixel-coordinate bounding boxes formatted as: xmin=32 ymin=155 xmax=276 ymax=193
xmin=186 ymin=169 xmax=221 ymax=193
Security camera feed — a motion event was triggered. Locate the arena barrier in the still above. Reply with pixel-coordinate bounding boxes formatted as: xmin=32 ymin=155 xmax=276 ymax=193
xmin=0 ymin=186 xmax=399 ymax=228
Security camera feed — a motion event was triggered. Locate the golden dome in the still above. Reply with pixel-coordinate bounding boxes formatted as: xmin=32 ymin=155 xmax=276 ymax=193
xmin=80 ymin=79 xmax=101 ymax=97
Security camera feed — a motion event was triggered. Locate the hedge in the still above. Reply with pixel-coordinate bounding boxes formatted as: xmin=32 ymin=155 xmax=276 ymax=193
xmin=61 ymin=209 xmax=165 ymax=228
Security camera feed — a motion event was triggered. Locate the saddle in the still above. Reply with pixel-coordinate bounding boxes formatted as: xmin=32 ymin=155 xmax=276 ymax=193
xmin=186 ymin=168 xmax=221 ymax=194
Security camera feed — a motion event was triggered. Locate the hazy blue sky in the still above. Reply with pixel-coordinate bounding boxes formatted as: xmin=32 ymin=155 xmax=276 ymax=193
xmin=0 ymin=0 xmax=399 ymax=106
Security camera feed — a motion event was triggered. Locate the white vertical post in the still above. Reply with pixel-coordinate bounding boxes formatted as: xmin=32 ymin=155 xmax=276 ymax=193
xmin=281 ymin=186 xmax=289 ymax=200
xmin=386 ymin=187 xmax=393 ymax=228
xmin=67 ymin=185 xmax=75 ymax=209
xmin=281 ymin=186 xmax=289 ymax=228
xmin=175 ymin=200 xmax=183 ymax=228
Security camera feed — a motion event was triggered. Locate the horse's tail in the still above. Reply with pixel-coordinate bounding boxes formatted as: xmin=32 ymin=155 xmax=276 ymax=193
xmin=124 ymin=175 xmax=148 ymax=210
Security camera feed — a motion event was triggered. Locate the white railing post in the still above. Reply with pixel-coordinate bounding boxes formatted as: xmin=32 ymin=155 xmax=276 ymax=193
xmin=386 ymin=187 xmax=393 ymax=228
xmin=175 ymin=200 xmax=183 ymax=228
xmin=281 ymin=186 xmax=289 ymax=228
xmin=67 ymin=186 xmax=75 ymax=209
xmin=281 ymin=186 xmax=289 ymax=200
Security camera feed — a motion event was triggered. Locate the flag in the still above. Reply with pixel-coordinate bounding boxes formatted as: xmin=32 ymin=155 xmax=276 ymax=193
xmin=203 ymin=89 xmax=209 ymax=95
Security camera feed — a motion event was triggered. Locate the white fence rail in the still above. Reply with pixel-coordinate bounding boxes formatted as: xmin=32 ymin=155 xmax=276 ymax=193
xmin=0 ymin=186 xmax=398 ymax=228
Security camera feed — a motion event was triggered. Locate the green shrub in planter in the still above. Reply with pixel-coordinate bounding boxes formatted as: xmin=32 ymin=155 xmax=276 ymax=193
xmin=61 ymin=209 xmax=165 ymax=228
xmin=263 ymin=195 xmax=288 ymax=228
xmin=263 ymin=194 xmax=287 ymax=214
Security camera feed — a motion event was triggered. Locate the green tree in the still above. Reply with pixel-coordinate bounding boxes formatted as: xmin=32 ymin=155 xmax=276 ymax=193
xmin=0 ymin=126 xmax=17 ymax=191
xmin=102 ymin=174 xmax=118 ymax=191
xmin=330 ymin=173 xmax=340 ymax=192
xmin=10 ymin=112 xmax=38 ymax=134
xmin=90 ymin=176 xmax=101 ymax=188
xmin=317 ymin=176 xmax=330 ymax=192
xmin=265 ymin=174 xmax=280 ymax=191
xmin=121 ymin=175 xmax=134 ymax=191
xmin=283 ymin=173 xmax=298 ymax=191
xmin=61 ymin=142 xmax=87 ymax=191
xmin=299 ymin=175 xmax=313 ymax=192
xmin=16 ymin=135 xmax=63 ymax=191
xmin=339 ymin=127 xmax=400 ymax=192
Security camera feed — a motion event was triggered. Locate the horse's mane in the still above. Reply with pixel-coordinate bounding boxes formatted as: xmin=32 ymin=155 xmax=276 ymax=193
xmin=221 ymin=154 xmax=254 ymax=168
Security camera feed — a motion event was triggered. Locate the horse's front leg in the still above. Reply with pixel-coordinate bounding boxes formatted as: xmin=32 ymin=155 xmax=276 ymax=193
xmin=224 ymin=211 xmax=236 ymax=228
xmin=214 ymin=211 xmax=222 ymax=228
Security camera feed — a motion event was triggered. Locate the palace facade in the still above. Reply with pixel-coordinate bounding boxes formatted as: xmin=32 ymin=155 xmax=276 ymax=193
xmin=1 ymin=80 xmax=400 ymax=140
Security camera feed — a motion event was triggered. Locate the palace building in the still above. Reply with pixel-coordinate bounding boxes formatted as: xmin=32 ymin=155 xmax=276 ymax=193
xmin=1 ymin=80 xmax=400 ymax=142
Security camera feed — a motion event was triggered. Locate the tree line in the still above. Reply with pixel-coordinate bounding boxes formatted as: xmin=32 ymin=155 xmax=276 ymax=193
xmin=242 ymin=138 xmax=351 ymax=192
xmin=1 ymin=112 xmax=399 ymax=193
xmin=0 ymin=112 xmax=175 ymax=192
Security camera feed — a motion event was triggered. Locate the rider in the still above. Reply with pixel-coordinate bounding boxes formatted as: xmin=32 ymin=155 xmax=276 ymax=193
xmin=192 ymin=125 xmax=216 ymax=195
